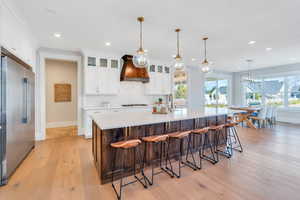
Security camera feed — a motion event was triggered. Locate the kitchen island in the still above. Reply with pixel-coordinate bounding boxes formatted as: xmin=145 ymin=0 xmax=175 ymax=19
xmin=91 ymin=109 xmax=230 ymax=184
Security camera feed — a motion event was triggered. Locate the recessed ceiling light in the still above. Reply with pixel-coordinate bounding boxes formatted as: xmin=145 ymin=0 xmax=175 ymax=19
xmin=45 ymin=8 xmax=57 ymax=15
xmin=53 ymin=33 xmax=61 ymax=38
xmin=191 ymin=58 xmax=196 ymax=61
xmin=248 ymin=41 xmax=256 ymax=45
xmin=172 ymin=54 xmax=176 ymax=58
xmin=105 ymin=42 xmax=111 ymax=46
xmin=266 ymin=47 xmax=272 ymax=51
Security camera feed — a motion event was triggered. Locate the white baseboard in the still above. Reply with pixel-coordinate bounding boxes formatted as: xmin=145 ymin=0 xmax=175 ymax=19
xmin=277 ymin=117 xmax=300 ymax=124
xmin=46 ymin=121 xmax=77 ymax=128
xmin=77 ymin=127 xmax=85 ymax=136
xmin=35 ymin=132 xmax=45 ymax=141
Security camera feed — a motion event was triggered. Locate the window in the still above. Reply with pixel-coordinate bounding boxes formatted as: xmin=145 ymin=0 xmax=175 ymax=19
xmin=243 ymin=79 xmax=263 ymax=106
xmin=205 ymin=78 xmax=229 ymax=108
xmin=264 ymin=77 xmax=284 ymax=106
xmin=242 ymin=74 xmax=300 ymax=109
xmin=205 ymin=79 xmax=217 ymax=108
xmin=174 ymin=70 xmax=187 ymax=108
xmin=287 ymin=76 xmax=300 ymax=107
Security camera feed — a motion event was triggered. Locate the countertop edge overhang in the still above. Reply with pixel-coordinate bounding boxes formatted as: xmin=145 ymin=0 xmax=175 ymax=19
xmin=90 ymin=110 xmax=231 ymax=130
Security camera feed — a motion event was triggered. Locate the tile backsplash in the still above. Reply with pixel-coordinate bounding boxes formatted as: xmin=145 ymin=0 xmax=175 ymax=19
xmin=84 ymin=81 xmax=163 ymax=106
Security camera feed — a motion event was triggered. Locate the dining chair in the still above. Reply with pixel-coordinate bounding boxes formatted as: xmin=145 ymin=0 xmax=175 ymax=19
xmin=271 ymin=106 xmax=277 ymax=125
xmin=250 ymin=106 xmax=268 ymax=128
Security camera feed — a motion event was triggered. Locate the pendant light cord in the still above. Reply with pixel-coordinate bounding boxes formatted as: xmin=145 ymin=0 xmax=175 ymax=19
xmin=177 ymin=31 xmax=180 ymax=55
xmin=139 ymin=20 xmax=143 ymax=49
xmin=204 ymin=39 xmax=207 ymax=60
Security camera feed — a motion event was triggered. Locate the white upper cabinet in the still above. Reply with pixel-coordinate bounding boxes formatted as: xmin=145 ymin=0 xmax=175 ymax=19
xmin=84 ymin=56 xmax=120 ymax=95
xmin=145 ymin=64 xmax=172 ymax=95
xmin=0 ymin=2 xmax=36 ymax=68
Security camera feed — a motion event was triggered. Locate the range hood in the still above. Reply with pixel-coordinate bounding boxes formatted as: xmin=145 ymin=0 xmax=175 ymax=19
xmin=120 ymin=55 xmax=149 ymax=83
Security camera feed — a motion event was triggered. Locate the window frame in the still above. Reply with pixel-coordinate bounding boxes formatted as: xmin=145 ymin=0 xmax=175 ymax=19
xmin=204 ymin=77 xmax=231 ymax=109
xmin=241 ymin=72 xmax=300 ymax=110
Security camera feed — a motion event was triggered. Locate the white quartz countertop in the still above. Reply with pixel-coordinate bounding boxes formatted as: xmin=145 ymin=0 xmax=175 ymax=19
xmin=82 ymin=105 xmax=152 ymax=111
xmin=91 ymin=108 xmax=237 ymax=130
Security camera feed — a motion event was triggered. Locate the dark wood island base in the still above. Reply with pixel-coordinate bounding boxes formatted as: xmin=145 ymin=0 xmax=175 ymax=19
xmin=92 ymin=114 xmax=227 ymax=184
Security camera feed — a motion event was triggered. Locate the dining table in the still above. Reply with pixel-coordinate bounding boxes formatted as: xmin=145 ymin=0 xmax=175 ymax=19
xmin=229 ymin=106 xmax=261 ymax=129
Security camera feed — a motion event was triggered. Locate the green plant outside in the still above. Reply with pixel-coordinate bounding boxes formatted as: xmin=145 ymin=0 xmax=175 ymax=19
xmin=175 ymin=84 xmax=187 ymax=99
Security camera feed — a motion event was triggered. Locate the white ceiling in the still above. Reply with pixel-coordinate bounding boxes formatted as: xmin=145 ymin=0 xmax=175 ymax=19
xmin=12 ymin=0 xmax=300 ymax=72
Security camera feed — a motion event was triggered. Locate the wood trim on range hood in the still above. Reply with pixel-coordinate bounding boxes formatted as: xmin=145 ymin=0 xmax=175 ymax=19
xmin=120 ymin=55 xmax=149 ymax=83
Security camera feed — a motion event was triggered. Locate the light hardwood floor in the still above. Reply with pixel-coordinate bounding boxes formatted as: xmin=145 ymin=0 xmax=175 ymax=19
xmin=1 ymin=124 xmax=300 ymax=200
xmin=46 ymin=126 xmax=78 ymax=139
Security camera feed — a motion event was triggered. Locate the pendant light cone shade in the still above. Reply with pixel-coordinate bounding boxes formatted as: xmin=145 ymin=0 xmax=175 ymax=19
xmin=173 ymin=28 xmax=184 ymax=70
xmin=133 ymin=17 xmax=149 ymax=68
xmin=201 ymin=37 xmax=211 ymax=73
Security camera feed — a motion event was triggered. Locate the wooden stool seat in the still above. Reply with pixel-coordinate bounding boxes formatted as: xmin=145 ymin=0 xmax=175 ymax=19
xmin=168 ymin=130 xmax=191 ymax=139
xmin=209 ymin=125 xmax=224 ymax=131
xmin=192 ymin=127 xmax=209 ymax=134
xmin=225 ymin=122 xmax=238 ymax=127
xmin=110 ymin=139 xmax=141 ymax=149
xmin=142 ymin=135 xmax=168 ymax=143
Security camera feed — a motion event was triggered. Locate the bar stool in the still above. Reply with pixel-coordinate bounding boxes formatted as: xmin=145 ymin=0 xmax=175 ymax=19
xmin=210 ymin=124 xmax=232 ymax=161
xmin=225 ymin=122 xmax=243 ymax=153
xmin=141 ymin=134 xmax=173 ymax=185
xmin=111 ymin=139 xmax=147 ymax=200
xmin=185 ymin=127 xmax=210 ymax=169
xmin=165 ymin=130 xmax=197 ymax=178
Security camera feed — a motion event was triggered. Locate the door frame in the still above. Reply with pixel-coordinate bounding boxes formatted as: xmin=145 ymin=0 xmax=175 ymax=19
xmin=36 ymin=49 xmax=82 ymax=140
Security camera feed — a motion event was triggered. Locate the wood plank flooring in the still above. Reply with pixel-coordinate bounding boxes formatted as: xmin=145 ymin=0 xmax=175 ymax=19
xmin=1 ymin=123 xmax=300 ymax=200
xmin=46 ymin=126 xmax=78 ymax=139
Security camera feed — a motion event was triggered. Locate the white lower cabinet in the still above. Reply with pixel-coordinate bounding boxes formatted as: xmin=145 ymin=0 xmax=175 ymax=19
xmin=83 ymin=109 xmax=107 ymax=138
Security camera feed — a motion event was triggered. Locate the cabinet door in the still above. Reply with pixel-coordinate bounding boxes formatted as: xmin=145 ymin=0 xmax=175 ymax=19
xmin=85 ymin=67 xmax=100 ymax=94
xmin=109 ymin=68 xmax=120 ymax=94
xmin=98 ymin=66 xmax=107 ymax=94
xmin=162 ymin=73 xmax=171 ymax=95
xmin=145 ymin=72 xmax=155 ymax=95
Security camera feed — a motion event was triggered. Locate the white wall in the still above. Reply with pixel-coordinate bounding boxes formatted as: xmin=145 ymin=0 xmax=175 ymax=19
xmin=85 ymin=81 xmax=163 ymax=106
xmin=187 ymin=67 xmax=205 ymax=110
xmin=45 ymin=59 xmax=78 ymax=128
xmin=0 ymin=0 xmax=38 ymax=70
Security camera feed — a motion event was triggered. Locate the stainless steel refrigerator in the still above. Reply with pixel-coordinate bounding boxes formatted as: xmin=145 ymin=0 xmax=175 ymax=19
xmin=0 ymin=48 xmax=35 ymax=186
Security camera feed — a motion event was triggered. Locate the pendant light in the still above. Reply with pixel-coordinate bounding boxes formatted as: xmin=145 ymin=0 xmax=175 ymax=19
xmin=133 ymin=16 xmax=149 ymax=68
xmin=173 ymin=28 xmax=184 ymax=70
xmin=201 ymin=37 xmax=211 ymax=73
xmin=245 ymin=59 xmax=254 ymax=83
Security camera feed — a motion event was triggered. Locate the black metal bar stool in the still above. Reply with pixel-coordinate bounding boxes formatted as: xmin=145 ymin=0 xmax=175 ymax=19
xmin=210 ymin=124 xmax=232 ymax=160
xmin=225 ymin=122 xmax=243 ymax=153
xmin=141 ymin=134 xmax=173 ymax=185
xmin=165 ymin=130 xmax=197 ymax=178
xmin=185 ymin=126 xmax=210 ymax=169
xmin=111 ymin=139 xmax=147 ymax=200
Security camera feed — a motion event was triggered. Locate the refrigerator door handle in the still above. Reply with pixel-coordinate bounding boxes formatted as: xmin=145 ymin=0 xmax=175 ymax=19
xmin=26 ymin=79 xmax=31 ymax=123
xmin=22 ymin=77 xmax=28 ymax=123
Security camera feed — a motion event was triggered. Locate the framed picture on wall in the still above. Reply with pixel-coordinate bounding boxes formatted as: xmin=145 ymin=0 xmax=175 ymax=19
xmin=54 ymin=83 xmax=71 ymax=102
